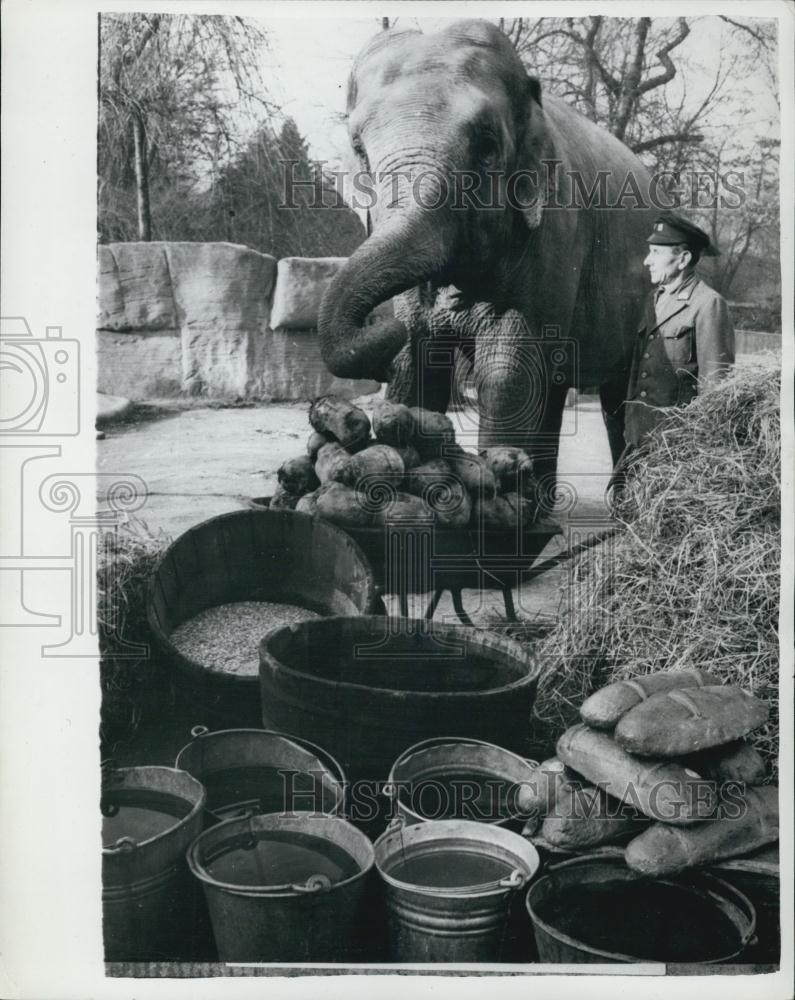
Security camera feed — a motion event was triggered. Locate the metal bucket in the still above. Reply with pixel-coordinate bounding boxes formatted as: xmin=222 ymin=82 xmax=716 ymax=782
xmin=187 ymin=813 xmax=376 ymax=962
xmin=526 ymin=854 xmax=756 ymax=964
xmin=175 ymin=726 xmax=347 ymax=823
xmin=102 ymin=766 xmax=212 ymax=962
xmin=374 ymin=818 xmax=540 ymax=962
xmin=710 ymin=845 xmax=779 ymax=964
xmin=385 ymin=737 xmax=537 ymax=829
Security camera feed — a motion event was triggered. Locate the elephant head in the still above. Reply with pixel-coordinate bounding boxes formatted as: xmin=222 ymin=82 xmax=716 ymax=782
xmin=318 ymin=20 xmax=551 ymax=381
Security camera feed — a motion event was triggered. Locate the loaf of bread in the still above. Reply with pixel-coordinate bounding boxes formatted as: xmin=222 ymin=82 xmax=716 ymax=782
xmin=614 ymin=685 xmax=769 ymax=757
xmin=580 ymin=668 xmax=719 ymax=730
xmin=556 ymin=723 xmax=716 ymax=825
xmin=685 ymin=740 xmax=767 ymax=785
xmin=625 ymin=785 xmax=779 ymax=876
xmin=540 ymin=780 xmax=648 ymax=849
xmin=515 ymin=758 xmax=569 ymax=817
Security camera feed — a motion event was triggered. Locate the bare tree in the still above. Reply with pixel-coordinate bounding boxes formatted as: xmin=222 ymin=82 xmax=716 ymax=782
xmin=99 ymin=13 xmax=274 ymax=240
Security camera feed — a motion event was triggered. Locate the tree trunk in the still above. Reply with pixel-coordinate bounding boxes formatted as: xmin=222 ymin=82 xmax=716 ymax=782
xmin=132 ymin=111 xmax=152 ymax=241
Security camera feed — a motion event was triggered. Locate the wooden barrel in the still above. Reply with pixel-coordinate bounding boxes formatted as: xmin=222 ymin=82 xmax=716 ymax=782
xmin=147 ymin=510 xmax=380 ymax=727
xmin=259 ymin=616 xmax=540 ymax=806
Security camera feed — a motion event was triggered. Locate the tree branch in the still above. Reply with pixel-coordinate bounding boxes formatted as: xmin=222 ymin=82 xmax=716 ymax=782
xmin=631 ymin=131 xmax=704 ymax=153
xmin=637 ymin=17 xmax=690 ymax=95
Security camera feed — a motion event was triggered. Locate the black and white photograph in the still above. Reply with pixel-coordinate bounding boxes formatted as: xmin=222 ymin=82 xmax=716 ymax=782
xmin=0 ymin=2 xmax=792 ymax=996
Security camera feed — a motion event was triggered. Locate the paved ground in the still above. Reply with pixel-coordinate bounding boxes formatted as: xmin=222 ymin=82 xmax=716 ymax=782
xmin=97 ymin=394 xmax=615 ymax=626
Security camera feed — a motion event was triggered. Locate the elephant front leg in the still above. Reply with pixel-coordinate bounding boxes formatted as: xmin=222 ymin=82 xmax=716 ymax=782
xmin=475 ymin=311 xmax=569 ymax=484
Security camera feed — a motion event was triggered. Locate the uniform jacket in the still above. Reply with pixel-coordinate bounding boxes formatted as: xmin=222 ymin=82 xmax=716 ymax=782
xmin=624 ymin=273 xmax=735 ymax=446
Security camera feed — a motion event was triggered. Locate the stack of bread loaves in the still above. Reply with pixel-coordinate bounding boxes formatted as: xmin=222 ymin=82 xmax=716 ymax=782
xmin=520 ymin=669 xmax=778 ymax=875
xmin=270 ymin=394 xmax=539 ymax=530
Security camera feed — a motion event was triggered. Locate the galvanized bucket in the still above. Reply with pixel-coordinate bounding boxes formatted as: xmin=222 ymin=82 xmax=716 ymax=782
xmin=385 ymin=737 xmax=537 ymax=829
xmin=102 ymin=766 xmax=212 ymax=962
xmin=526 ymin=854 xmax=757 ymax=964
xmin=187 ymin=813 xmax=376 ymax=962
xmin=175 ymin=726 xmax=347 ymax=823
xmin=374 ymin=818 xmax=540 ymax=962
xmin=710 ymin=846 xmax=779 ymax=964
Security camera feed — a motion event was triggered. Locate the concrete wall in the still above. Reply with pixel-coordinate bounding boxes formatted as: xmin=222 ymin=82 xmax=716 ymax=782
xmin=97 ymin=242 xmax=381 ymax=402
xmin=97 ymin=242 xmax=781 ymax=403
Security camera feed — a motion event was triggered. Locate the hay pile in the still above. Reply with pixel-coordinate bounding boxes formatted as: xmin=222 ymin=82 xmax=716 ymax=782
xmin=98 ymin=518 xmax=171 ymax=756
xmin=534 ymin=363 xmax=781 ymax=777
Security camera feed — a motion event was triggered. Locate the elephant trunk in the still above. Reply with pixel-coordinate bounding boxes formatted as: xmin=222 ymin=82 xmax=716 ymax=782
xmin=318 ymin=209 xmax=453 ymax=381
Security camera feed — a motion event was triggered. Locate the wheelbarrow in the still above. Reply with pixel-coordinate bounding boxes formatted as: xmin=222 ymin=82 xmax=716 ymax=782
xmin=246 ymin=497 xmax=566 ymax=626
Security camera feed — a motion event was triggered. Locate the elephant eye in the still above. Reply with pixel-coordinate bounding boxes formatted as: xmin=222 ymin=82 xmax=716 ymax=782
xmin=474 ymin=134 xmax=500 ymax=169
xmin=352 ymin=136 xmax=370 ymax=172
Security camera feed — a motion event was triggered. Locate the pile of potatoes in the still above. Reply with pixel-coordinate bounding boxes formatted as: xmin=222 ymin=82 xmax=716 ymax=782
xmin=270 ymin=394 xmax=540 ymax=531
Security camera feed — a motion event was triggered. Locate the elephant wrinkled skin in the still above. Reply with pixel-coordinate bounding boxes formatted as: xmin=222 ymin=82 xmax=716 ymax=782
xmin=318 ymin=19 xmax=656 ymax=481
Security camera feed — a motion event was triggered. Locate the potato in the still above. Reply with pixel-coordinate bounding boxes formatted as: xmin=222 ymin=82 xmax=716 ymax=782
xmin=480 ymin=446 xmax=535 ymax=496
xmin=372 ymin=400 xmax=415 ymax=446
xmin=393 ymin=444 xmax=422 ymax=470
xmin=277 ymin=455 xmax=320 ymax=496
xmin=306 ymin=430 xmax=330 ymax=459
xmin=580 ymin=668 xmax=720 ymax=731
xmin=625 ymin=785 xmax=779 ymax=876
xmin=408 ymin=406 xmax=456 ymax=458
xmin=341 ymin=444 xmax=405 ymax=489
xmin=314 ymin=482 xmax=376 ymax=528
xmin=448 ymin=453 xmax=497 ymax=499
xmin=470 ymin=492 xmax=533 ymax=530
xmin=309 ymin=395 xmax=371 ymax=450
xmin=557 ymin=723 xmax=716 ymax=825
xmin=270 ymin=485 xmax=299 ymax=510
xmin=371 ymin=490 xmax=434 ymax=526
xmin=614 ymin=685 xmax=770 ymax=757
xmin=295 ymin=489 xmax=321 ymax=515
xmin=433 ymin=481 xmax=472 ymax=528
xmin=405 ymin=459 xmax=452 ymax=497
xmin=314 ymin=442 xmax=352 ymax=485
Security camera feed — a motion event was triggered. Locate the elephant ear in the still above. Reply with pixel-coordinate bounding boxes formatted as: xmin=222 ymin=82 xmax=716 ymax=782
xmin=514 ymin=75 xmax=552 ymax=232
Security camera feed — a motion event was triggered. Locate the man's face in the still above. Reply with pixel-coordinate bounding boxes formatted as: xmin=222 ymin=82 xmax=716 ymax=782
xmin=643 ymin=244 xmax=691 ymax=285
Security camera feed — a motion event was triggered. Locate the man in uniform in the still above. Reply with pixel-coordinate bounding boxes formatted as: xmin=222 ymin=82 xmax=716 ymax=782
xmin=622 ymin=212 xmax=735 ymax=449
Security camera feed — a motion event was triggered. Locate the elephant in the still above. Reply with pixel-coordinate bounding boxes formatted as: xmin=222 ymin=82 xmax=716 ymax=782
xmin=318 ymin=19 xmax=657 ymax=484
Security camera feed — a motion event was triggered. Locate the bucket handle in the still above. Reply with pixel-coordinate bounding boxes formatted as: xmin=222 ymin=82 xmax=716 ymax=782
xmin=190 ymin=724 xmax=210 ymax=739
xmin=291 ymin=874 xmax=332 ymax=894
xmin=105 ymin=836 xmax=138 ymax=855
xmin=498 ymin=868 xmax=526 ymax=890
xmin=385 ymin=815 xmax=406 ymax=833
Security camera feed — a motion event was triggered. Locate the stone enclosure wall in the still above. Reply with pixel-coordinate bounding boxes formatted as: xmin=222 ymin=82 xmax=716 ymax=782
xmin=97 ymin=242 xmax=385 ymax=401
xmin=98 ymin=241 xmax=781 ymax=403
